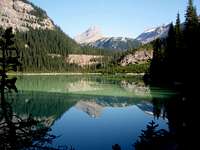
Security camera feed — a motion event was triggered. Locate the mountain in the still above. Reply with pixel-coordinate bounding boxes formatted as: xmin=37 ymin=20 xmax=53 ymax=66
xmin=75 ymin=26 xmax=141 ymax=51
xmin=0 ymin=0 xmax=54 ymax=31
xmin=75 ymin=26 xmax=103 ymax=44
xmin=0 ymin=0 xmax=83 ymax=72
xmin=89 ymin=37 xmax=140 ymax=51
xmin=136 ymin=17 xmax=200 ymax=44
xmin=136 ymin=24 xmax=170 ymax=44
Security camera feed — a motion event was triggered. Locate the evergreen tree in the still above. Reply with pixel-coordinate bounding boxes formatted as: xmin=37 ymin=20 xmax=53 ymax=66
xmin=165 ymin=23 xmax=175 ymax=60
xmin=175 ymin=13 xmax=181 ymax=32
xmin=185 ymin=0 xmax=199 ymax=32
xmin=148 ymin=0 xmax=200 ymax=85
xmin=0 ymin=28 xmax=21 ymax=145
xmin=149 ymin=39 xmax=164 ymax=83
xmin=174 ymin=13 xmax=183 ymax=81
xmin=184 ymin=0 xmax=199 ymax=83
xmin=175 ymin=13 xmax=182 ymax=50
xmin=165 ymin=23 xmax=176 ymax=82
xmin=0 ymin=27 xmax=21 ymax=95
xmin=184 ymin=0 xmax=199 ymax=48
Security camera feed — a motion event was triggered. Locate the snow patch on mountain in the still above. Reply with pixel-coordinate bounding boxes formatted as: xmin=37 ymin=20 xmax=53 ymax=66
xmin=74 ymin=26 xmax=141 ymax=51
xmin=88 ymin=37 xmax=140 ymax=51
xmin=136 ymin=24 xmax=170 ymax=44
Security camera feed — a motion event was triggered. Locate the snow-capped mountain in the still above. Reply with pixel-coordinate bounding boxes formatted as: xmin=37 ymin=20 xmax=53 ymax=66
xmin=89 ymin=37 xmax=140 ymax=51
xmin=136 ymin=24 xmax=170 ymax=44
xmin=74 ymin=26 xmax=103 ymax=44
xmin=75 ymin=26 xmax=140 ymax=51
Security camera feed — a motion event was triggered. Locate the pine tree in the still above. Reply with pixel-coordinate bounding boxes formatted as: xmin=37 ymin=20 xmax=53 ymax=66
xmin=149 ymin=39 xmax=164 ymax=83
xmin=0 ymin=28 xmax=21 ymax=146
xmin=165 ymin=23 xmax=176 ymax=82
xmin=174 ymin=13 xmax=183 ymax=81
xmin=147 ymin=0 xmax=200 ymax=85
xmin=175 ymin=13 xmax=181 ymax=31
xmin=0 ymin=28 xmax=21 ymax=96
xmin=184 ymin=0 xmax=199 ymax=48
xmin=184 ymin=0 xmax=199 ymax=83
xmin=0 ymin=27 xmax=20 ymax=109
xmin=175 ymin=13 xmax=182 ymax=50
xmin=165 ymin=23 xmax=175 ymax=59
xmin=185 ymin=0 xmax=199 ymax=32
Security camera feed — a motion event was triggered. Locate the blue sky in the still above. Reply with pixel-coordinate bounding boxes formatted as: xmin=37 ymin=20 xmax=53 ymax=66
xmin=29 ymin=0 xmax=200 ymax=38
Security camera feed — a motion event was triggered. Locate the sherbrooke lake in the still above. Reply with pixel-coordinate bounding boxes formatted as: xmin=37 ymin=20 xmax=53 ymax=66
xmin=12 ymin=75 xmax=170 ymax=150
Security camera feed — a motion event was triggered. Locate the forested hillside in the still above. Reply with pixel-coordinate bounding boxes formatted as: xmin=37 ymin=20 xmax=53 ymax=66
xmin=0 ymin=0 xmax=116 ymax=72
xmin=14 ymin=27 xmax=81 ymax=72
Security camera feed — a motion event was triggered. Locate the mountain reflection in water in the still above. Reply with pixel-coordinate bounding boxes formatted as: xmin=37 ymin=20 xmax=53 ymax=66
xmin=5 ymin=75 xmax=170 ymax=150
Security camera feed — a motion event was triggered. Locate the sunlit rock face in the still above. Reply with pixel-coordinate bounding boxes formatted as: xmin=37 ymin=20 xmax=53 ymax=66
xmin=66 ymin=54 xmax=103 ymax=67
xmin=120 ymin=50 xmax=153 ymax=66
xmin=75 ymin=26 xmax=103 ymax=44
xmin=0 ymin=0 xmax=54 ymax=31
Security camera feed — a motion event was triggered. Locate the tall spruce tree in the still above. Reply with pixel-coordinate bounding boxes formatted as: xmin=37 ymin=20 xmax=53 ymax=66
xmin=185 ymin=0 xmax=198 ymax=31
xmin=184 ymin=0 xmax=199 ymax=83
xmin=175 ymin=13 xmax=182 ymax=50
xmin=165 ymin=23 xmax=176 ymax=82
xmin=184 ymin=0 xmax=199 ymax=49
xmin=165 ymin=23 xmax=175 ymax=59
xmin=0 ymin=28 xmax=21 ymax=99
xmin=149 ymin=39 xmax=164 ymax=83
xmin=174 ymin=13 xmax=183 ymax=81
xmin=0 ymin=28 xmax=21 ymax=148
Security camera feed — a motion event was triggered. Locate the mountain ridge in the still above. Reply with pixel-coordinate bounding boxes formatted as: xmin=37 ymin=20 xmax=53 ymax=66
xmin=0 ymin=0 xmax=84 ymax=72
xmin=136 ymin=24 xmax=170 ymax=44
xmin=74 ymin=24 xmax=172 ymax=51
xmin=75 ymin=26 xmax=141 ymax=51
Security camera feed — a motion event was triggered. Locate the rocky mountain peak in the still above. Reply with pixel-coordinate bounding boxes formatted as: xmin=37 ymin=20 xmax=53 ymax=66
xmin=74 ymin=25 xmax=104 ymax=44
xmin=136 ymin=24 xmax=170 ymax=44
xmin=0 ymin=0 xmax=55 ymax=31
xmin=74 ymin=26 xmax=141 ymax=51
xmin=86 ymin=26 xmax=101 ymax=34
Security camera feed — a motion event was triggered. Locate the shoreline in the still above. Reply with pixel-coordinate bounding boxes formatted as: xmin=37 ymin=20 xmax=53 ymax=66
xmin=8 ymin=72 xmax=145 ymax=76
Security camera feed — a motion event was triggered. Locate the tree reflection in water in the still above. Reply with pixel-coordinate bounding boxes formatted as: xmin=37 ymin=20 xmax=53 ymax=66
xmin=0 ymin=98 xmax=58 ymax=149
xmin=0 ymin=28 xmax=72 ymax=150
xmin=134 ymin=83 xmax=194 ymax=150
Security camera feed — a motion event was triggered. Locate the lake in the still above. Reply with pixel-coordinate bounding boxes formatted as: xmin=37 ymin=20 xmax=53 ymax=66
xmin=12 ymin=75 xmax=170 ymax=150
